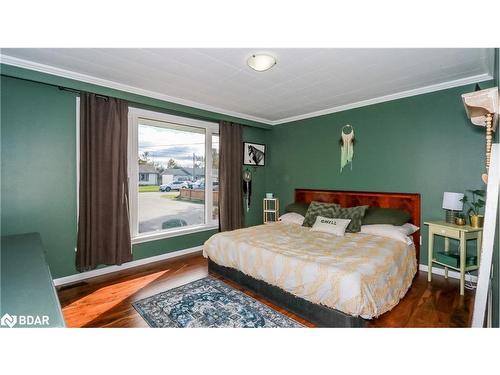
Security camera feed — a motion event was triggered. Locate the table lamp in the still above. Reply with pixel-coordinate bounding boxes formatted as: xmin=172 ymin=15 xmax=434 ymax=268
xmin=442 ymin=192 xmax=464 ymax=223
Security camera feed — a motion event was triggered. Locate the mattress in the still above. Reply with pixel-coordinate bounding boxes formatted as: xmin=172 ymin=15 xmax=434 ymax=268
xmin=203 ymin=222 xmax=417 ymax=319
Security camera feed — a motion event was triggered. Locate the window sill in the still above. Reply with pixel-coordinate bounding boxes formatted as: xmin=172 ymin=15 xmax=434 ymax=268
xmin=131 ymin=224 xmax=218 ymax=245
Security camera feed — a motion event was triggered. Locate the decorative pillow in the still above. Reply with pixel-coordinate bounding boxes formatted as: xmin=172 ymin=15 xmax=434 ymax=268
xmin=332 ymin=205 xmax=369 ymax=233
xmin=361 ymin=207 xmax=412 ymax=226
xmin=302 ymin=201 xmax=341 ymax=227
xmin=311 ymin=216 xmax=351 ymax=236
xmin=278 ymin=212 xmax=305 ymax=226
xmin=284 ymin=202 xmax=310 ymax=217
xmin=360 ymin=224 xmax=413 ymax=244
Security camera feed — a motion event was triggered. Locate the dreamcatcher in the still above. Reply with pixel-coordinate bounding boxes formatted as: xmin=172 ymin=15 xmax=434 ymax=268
xmin=339 ymin=124 xmax=355 ymax=172
xmin=242 ymin=168 xmax=252 ymax=212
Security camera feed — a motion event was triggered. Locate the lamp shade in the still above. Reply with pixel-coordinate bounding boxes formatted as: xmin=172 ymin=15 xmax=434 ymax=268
xmin=442 ymin=192 xmax=464 ymax=211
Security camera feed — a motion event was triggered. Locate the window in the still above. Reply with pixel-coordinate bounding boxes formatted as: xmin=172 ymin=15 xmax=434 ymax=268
xmin=128 ymin=108 xmax=219 ymax=242
xmin=211 ymin=134 xmax=219 ymax=221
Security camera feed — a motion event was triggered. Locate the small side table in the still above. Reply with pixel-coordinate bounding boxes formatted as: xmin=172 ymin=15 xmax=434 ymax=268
xmin=263 ymin=198 xmax=279 ymax=223
xmin=424 ymin=220 xmax=482 ymax=295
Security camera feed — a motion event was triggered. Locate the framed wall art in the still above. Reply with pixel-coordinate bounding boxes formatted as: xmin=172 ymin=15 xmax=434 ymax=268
xmin=243 ymin=142 xmax=265 ymax=166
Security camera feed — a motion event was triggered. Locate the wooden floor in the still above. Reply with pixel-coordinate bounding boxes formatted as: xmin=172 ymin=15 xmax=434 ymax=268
xmin=57 ymin=253 xmax=475 ymax=328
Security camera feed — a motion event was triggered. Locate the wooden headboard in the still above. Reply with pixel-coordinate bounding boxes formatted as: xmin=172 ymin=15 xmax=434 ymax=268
xmin=295 ymin=189 xmax=421 ymax=263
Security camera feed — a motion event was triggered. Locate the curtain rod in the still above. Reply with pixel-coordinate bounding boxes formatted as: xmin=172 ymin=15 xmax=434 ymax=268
xmin=1 ymin=74 xmax=109 ymax=100
xmin=1 ymin=73 xmax=214 ymax=123
xmin=1 ymin=73 xmax=216 ymax=122
xmin=1 ymin=73 xmax=269 ymax=128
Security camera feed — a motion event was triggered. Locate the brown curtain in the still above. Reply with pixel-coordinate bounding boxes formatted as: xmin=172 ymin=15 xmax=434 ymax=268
xmin=219 ymin=121 xmax=244 ymax=231
xmin=76 ymin=92 xmax=132 ymax=272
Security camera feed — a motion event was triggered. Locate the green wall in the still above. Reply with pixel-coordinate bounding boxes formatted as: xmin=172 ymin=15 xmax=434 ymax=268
xmin=0 ymin=64 xmax=271 ymax=130
xmin=1 ymin=73 xmax=269 ymax=278
xmin=1 ymin=61 xmax=498 ymax=327
xmin=1 ymin=76 xmax=79 ymax=279
xmin=242 ymin=126 xmax=268 ymax=227
xmin=266 ymin=83 xmax=493 ymax=269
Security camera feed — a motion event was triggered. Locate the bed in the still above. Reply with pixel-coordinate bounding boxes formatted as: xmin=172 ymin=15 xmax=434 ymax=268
xmin=204 ymin=189 xmax=421 ymax=327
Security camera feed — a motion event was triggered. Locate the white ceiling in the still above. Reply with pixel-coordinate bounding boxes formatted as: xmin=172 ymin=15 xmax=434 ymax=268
xmin=0 ymin=48 xmax=494 ymax=125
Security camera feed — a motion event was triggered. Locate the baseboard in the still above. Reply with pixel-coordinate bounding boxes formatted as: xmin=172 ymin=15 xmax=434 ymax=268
xmin=419 ymin=264 xmax=478 ymax=282
xmin=53 ymin=246 xmax=203 ymax=286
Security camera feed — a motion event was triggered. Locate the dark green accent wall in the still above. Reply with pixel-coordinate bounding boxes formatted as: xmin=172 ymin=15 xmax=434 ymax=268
xmin=1 ymin=74 xmax=269 ymax=278
xmin=266 ymin=82 xmax=493 ymax=269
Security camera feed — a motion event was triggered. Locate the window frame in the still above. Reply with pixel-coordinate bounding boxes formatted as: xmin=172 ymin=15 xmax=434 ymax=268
xmin=128 ymin=107 xmax=219 ymax=244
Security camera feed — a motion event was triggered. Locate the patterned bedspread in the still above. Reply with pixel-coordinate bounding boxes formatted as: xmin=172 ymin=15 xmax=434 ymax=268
xmin=203 ymin=222 xmax=417 ymax=319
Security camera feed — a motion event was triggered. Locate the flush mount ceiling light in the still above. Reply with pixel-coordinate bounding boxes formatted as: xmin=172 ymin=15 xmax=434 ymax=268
xmin=247 ymin=54 xmax=276 ymax=72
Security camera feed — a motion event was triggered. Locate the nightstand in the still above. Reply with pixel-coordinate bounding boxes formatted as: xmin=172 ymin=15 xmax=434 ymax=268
xmin=263 ymin=198 xmax=279 ymax=223
xmin=424 ymin=220 xmax=482 ymax=295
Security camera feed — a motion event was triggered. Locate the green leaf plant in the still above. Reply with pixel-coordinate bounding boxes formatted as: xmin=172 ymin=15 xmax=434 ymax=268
xmin=460 ymin=189 xmax=486 ymax=216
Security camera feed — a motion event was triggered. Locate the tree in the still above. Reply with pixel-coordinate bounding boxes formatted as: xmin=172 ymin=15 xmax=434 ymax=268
xmin=212 ymin=148 xmax=219 ymax=169
xmin=154 ymin=162 xmax=165 ymax=174
xmin=167 ymin=158 xmax=179 ymax=169
xmin=138 ymin=151 xmax=151 ymax=165
xmin=193 ymin=154 xmax=205 ymax=169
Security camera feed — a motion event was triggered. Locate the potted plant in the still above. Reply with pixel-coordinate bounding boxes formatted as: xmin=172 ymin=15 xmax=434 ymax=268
xmin=460 ymin=189 xmax=486 ymax=228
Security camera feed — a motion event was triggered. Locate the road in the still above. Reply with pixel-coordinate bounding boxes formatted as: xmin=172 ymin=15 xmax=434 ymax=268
xmin=138 ymin=192 xmax=205 ymax=233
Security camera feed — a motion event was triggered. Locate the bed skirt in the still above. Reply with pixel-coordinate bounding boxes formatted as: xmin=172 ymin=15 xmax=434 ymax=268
xmin=208 ymin=259 xmax=366 ymax=328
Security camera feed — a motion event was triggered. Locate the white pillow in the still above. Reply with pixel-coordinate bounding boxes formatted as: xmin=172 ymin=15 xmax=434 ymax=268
xmin=401 ymin=223 xmax=419 ymax=235
xmin=278 ymin=212 xmax=305 ymax=226
xmin=311 ymin=216 xmax=351 ymax=236
xmin=360 ymin=224 xmax=414 ymax=244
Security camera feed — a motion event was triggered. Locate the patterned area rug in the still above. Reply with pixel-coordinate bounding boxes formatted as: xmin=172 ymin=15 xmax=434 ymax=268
xmin=132 ymin=276 xmax=303 ymax=328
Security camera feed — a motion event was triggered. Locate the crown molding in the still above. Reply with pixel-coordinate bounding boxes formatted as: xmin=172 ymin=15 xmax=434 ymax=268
xmin=1 ymin=54 xmax=493 ymax=126
xmin=270 ymin=72 xmax=494 ymax=125
xmin=0 ymin=54 xmax=274 ymax=126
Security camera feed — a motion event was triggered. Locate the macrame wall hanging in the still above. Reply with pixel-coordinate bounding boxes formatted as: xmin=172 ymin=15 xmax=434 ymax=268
xmin=242 ymin=168 xmax=252 ymax=212
xmin=339 ymin=124 xmax=355 ymax=172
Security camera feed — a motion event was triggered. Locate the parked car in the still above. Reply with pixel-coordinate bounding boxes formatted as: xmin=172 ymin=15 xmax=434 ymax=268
xmin=193 ymin=180 xmax=219 ymax=190
xmin=159 ymin=180 xmax=189 ymax=192
xmin=192 ymin=179 xmax=205 ymax=189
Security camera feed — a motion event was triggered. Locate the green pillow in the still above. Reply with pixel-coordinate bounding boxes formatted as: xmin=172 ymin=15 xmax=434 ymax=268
xmin=302 ymin=201 xmax=341 ymax=227
xmin=332 ymin=205 xmax=369 ymax=233
xmin=284 ymin=202 xmax=310 ymax=217
xmin=361 ymin=207 xmax=412 ymax=226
